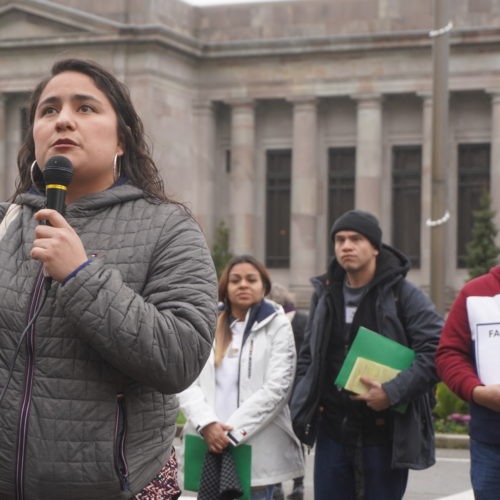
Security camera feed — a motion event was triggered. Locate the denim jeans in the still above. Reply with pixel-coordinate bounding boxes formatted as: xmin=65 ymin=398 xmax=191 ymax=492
xmin=251 ymin=485 xmax=274 ymax=500
xmin=314 ymin=425 xmax=408 ymax=500
xmin=471 ymin=439 xmax=500 ymax=499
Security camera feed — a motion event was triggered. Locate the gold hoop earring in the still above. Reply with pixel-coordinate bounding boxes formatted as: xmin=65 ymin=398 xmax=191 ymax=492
xmin=30 ymin=160 xmax=42 ymax=193
xmin=113 ymin=154 xmax=121 ymax=183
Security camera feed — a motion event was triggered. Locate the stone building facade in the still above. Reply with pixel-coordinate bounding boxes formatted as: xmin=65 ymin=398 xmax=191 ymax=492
xmin=1 ymin=0 xmax=500 ymax=306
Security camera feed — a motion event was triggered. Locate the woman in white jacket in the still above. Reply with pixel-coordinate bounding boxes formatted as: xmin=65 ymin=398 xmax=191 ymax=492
xmin=179 ymin=255 xmax=304 ymax=500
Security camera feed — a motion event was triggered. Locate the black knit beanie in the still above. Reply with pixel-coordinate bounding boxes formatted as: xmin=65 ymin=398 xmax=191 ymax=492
xmin=330 ymin=209 xmax=382 ymax=250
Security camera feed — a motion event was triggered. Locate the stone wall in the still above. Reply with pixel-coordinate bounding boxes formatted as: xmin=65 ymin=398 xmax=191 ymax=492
xmin=194 ymin=0 xmax=500 ymax=43
xmin=1 ymin=0 xmax=499 ymax=298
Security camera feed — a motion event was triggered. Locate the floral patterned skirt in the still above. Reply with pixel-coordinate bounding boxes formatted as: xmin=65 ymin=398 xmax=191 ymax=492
xmin=130 ymin=448 xmax=181 ymax=500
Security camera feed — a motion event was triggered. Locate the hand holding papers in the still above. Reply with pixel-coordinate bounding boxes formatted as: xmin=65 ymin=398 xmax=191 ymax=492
xmin=335 ymin=326 xmax=415 ymax=413
xmin=184 ymin=434 xmax=252 ymax=500
xmin=345 ymin=357 xmax=401 ymax=394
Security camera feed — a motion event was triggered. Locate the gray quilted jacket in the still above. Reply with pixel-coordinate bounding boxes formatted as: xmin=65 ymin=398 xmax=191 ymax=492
xmin=0 ymin=183 xmax=217 ymax=500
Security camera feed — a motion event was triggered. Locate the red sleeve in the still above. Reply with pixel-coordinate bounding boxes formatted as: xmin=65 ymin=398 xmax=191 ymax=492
xmin=436 ymin=288 xmax=483 ymax=401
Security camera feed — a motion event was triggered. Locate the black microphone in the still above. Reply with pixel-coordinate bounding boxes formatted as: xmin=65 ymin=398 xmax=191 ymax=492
xmin=42 ymin=155 xmax=73 ymax=216
xmin=40 ymin=156 xmax=73 ymax=288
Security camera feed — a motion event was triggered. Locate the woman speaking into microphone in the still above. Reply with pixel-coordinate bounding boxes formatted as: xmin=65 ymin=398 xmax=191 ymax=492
xmin=0 ymin=58 xmax=217 ymax=500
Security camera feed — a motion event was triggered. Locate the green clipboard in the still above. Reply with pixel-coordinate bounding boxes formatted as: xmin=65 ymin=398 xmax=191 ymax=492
xmin=334 ymin=326 xmax=415 ymax=413
xmin=184 ymin=434 xmax=252 ymax=499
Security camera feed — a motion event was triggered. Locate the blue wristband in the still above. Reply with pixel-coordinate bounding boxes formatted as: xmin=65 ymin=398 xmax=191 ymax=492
xmin=62 ymin=258 xmax=93 ymax=285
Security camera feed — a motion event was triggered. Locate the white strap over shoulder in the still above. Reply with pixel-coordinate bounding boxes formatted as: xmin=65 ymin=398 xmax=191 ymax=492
xmin=0 ymin=204 xmax=21 ymax=240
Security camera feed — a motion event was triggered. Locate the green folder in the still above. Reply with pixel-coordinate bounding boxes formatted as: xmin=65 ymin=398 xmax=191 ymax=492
xmin=183 ymin=434 xmax=252 ymax=499
xmin=334 ymin=326 xmax=415 ymax=413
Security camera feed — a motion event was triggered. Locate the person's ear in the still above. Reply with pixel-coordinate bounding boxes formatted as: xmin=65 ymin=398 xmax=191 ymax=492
xmin=116 ymin=137 xmax=124 ymax=156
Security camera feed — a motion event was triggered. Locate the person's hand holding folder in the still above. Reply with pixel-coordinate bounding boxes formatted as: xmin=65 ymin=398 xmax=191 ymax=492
xmin=335 ymin=326 xmax=416 ymax=413
xmin=200 ymin=421 xmax=233 ymax=454
xmin=351 ymin=376 xmax=391 ymax=411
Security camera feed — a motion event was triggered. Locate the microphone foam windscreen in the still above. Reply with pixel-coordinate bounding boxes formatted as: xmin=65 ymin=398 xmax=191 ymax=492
xmin=43 ymin=156 xmax=73 ymax=187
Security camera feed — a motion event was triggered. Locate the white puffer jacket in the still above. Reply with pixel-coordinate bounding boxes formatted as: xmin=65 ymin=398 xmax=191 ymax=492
xmin=178 ymin=299 xmax=304 ymax=486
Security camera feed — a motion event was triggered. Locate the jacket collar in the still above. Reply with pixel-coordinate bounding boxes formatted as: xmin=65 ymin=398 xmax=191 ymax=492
xmin=311 ymin=243 xmax=410 ymax=295
xmin=230 ymin=299 xmax=279 ymax=346
xmin=14 ymin=182 xmax=145 ymax=215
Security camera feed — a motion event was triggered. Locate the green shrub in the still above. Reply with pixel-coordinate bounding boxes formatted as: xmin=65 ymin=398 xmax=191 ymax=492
xmin=434 ymin=417 xmax=469 ymax=434
xmin=176 ymin=410 xmax=186 ymax=426
xmin=433 ymin=382 xmax=469 ymax=434
xmin=211 ymin=220 xmax=233 ymax=278
xmin=433 ymin=382 xmax=468 ymax=419
xmin=465 ymin=190 xmax=500 ymax=280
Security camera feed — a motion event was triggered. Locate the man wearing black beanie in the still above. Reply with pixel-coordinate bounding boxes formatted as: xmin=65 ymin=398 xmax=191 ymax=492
xmin=290 ymin=209 xmax=443 ymax=500
xmin=329 ymin=209 xmax=382 ymax=250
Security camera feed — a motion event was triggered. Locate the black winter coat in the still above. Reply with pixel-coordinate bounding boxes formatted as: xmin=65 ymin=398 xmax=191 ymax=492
xmin=290 ymin=244 xmax=443 ymax=470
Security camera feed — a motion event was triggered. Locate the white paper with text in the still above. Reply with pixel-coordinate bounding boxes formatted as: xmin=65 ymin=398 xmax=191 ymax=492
xmin=467 ymin=295 xmax=500 ymax=385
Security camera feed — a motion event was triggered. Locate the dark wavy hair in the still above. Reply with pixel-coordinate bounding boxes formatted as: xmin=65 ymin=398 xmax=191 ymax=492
xmin=215 ymin=254 xmax=272 ymax=366
xmin=218 ymin=254 xmax=272 ymax=304
xmin=14 ymin=58 xmax=170 ymax=202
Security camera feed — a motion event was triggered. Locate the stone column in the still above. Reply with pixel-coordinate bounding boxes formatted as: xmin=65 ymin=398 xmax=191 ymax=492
xmin=420 ymin=93 xmax=433 ymax=287
xmin=490 ymin=92 xmax=500 ymax=235
xmin=353 ymin=94 xmax=383 ymax=216
xmin=229 ymin=99 xmax=256 ymax=256
xmin=289 ymin=97 xmax=318 ymax=300
xmin=193 ymin=101 xmax=216 ymax=246
xmin=0 ymin=94 xmax=6 ymax=201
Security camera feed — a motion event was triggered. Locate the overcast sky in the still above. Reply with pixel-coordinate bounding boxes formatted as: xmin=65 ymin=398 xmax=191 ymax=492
xmin=184 ymin=0 xmax=290 ymax=5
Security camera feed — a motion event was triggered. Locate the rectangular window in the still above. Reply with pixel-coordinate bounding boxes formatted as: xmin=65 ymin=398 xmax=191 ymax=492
xmin=266 ymin=150 xmax=291 ymax=268
xmin=392 ymin=146 xmax=422 ymax=268
xmin=457 ymin=143 xmax=490 ymax=267
xmin=225 ymin=149 xmax=231 ymax=173
xmin=328 ymin=147 xmax=355 ymax=255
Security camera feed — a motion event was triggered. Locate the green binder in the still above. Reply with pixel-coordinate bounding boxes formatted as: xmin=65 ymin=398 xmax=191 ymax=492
xmin=183 ymin=434 xmax=252 ymax=499
xmin=334 ymin=326 xmax=415 ymax=413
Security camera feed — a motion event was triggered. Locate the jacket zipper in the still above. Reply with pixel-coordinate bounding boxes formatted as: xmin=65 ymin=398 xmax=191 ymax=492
xmin=15 ymin=267 xmax=45 ymax=500
xmin=247 ymin=338 xmax=254 ymax=378
xmin=236 ymin=325 xmax=249 ymax=408
xmin=114 ymin=393 xmax=130 ymax=491
xmin=237 ymin=329 xmax=255 ymax=405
